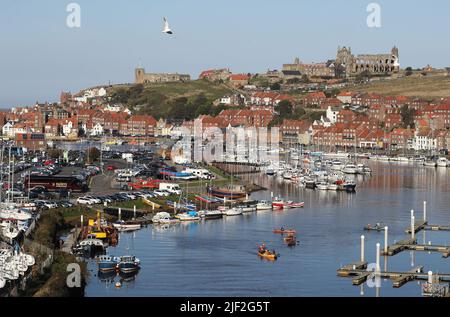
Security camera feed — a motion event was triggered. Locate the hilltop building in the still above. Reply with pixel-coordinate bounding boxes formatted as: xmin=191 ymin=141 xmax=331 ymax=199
xmin=135 ymin=68 xmax=190 ymax=84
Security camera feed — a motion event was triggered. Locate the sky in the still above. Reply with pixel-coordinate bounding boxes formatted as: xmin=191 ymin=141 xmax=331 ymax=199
xmin=0 ymin=0 xmax=449 ymax=108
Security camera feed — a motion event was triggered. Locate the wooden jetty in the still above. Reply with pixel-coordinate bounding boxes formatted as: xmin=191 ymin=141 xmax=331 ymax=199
xmin=381 ymin=238 xmax=416 ymax=256
xmin=337 ymin=265 xmax=450 ymax=288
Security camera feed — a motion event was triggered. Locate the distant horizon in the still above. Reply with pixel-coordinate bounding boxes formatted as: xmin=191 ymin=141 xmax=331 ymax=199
xmin=1 ymin=0 xmax=449 ymax=108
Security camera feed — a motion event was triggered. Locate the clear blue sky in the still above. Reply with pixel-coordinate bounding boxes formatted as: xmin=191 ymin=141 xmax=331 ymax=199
xmin=0 ymin=0 xmax=449 ymax=107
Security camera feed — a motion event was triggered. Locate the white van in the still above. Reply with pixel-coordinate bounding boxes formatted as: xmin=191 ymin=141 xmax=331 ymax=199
xmin=184 ymin=168 xmax=214 ymax=179
xmin=159 ymin=182 xmax=182 ymax=195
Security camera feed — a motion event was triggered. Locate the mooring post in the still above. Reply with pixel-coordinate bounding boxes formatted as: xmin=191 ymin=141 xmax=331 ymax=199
xmin=384 ymin=227 xmax=388 ymax=254
xmin=423 ymin=201 xmax=427 ymax=222
xmin=133 ymin=205 xmax=136 ymax=219
xmin=80 ymin=214 xmax=83 ymax=228
xmin=361 ymin=235 xmax=365 ymax=262
xmin=428 ymin=271 xmax=433 ymax=284
xmin=118 ymin=208 xmax=122 ymax=221
xmin=411 ymin=215 xmax=415 ymax=240
xmin=376 ymin=243 xmax=381 ymax=273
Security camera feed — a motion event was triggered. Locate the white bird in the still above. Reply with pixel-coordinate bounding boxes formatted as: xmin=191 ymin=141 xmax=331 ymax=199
xmin=162 ymin=17 xmax=173 ymax=34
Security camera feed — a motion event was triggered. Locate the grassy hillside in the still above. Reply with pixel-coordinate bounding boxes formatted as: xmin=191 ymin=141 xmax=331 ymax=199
xmin=107 ymin=80 xmax=236 ymax=120
xmin=348 ymin=74 xmax=450 ymax=99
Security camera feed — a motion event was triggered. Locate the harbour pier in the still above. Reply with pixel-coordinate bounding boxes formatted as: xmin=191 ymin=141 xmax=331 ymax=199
xmin=338 ymin=201 xmax=450 ymax=295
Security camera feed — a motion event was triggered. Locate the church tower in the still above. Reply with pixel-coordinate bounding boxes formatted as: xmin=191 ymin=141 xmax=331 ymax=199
xmin=135 ymin=68 xmax=145 ymax=84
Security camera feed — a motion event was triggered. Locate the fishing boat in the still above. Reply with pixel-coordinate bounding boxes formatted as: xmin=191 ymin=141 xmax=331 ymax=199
xmin=341 ymin=180 xmax=357 ymax=192
xmin=197 ymin=210 xmax=223 ymax=220
xmin=256 ymin=201 xmax=272 ymax=210
xmin=223 ymin=207 xmax=243 ymax=216
xmin=116 ymin=255 xmax=140 ymax=273
xmin=331 ymin=160 xmax=344 ymax=171
xmin=112 ymin=220 xmax=141 ymax=232
xmin=0 ymin=209 xmax=32 ymax=221
xmin=74 ymin=234 xmax=105 ymax=252
xmin=206 ymin=185 xmax=247 ymax=199
xmin=97 ymin=255 xmax=118 ymax=272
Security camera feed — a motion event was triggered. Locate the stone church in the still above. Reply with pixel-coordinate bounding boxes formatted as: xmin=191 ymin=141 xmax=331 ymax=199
xmin=135 ymin=68 xmax=191 ymax=84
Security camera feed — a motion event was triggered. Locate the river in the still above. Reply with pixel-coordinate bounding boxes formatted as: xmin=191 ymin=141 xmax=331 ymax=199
xmin=84 ymin=161 xmax=450 ymax=297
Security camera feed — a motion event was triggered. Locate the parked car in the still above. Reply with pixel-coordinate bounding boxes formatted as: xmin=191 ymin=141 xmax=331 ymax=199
xmin=77 ymin=197 xmax=95 ymax=205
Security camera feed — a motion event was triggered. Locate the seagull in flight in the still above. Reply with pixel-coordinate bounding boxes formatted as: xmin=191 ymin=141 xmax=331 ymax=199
xmin=162 ymin=17 xmax=173 ymax=34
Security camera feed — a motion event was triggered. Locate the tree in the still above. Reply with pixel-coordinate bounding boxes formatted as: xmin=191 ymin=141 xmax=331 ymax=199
xmin=301 ymin=74 xmax=309 ymax=83
xmin=275 ymin=100 xmax=293 ymax=117
xmin=405 ymin=67 xmax=413 ymax=77
xmin=270 ymin=82 xmax=281 ymax=91
xmin=86 ymin=147 xmax=100 ymax=164
xmin=400 ymin=105 xmax=415 ymax=128
xmin=293 ymin=107 xmax=306 ymax=119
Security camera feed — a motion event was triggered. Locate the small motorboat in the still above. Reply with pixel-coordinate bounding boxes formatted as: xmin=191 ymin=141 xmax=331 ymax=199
xmin=327 ymin=183 xmax=339 ymax=191
xmin=116 ymin=255 xmax=140 ymax=273
xmin=316 ymin=182 xmax=329 ymax=190
xmin=273 ymin=228 xmax=296 ymax=234
xmin=177 ymin=212 xmax=200 ymax=221
xmin=364 ymin=223 xmax=385 ymax=231
xmin=223 ymin=207 xmax=243 ymax=216
xmin=113 ymin=220 xmax=141 ymax=232
xmin=198 ymin=210 xmax=223 ymax=220
xmin=272 ymin=199 xmax=304 ymax=210
xmin=256 ymin=201 xmax=272 ymax=210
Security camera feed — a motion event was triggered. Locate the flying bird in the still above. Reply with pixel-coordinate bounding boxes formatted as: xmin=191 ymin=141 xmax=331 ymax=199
xmin=162 ymin=17 xmax=173 ymax=34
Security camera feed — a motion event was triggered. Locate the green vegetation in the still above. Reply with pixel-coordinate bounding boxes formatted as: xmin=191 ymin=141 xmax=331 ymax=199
xmin=349 ymin=74 xmax=450 ymax=98
xmin=400 ymin=104 xmax=416 ymax=128
xmin=108 ymin=80 xmax=234 ymax=119
xmin=26 ymin=210 xmax=87 ymax=297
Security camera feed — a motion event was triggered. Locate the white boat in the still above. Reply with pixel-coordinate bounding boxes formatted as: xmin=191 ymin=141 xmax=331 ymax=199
xmin=356 ymin=164 xmax=372 ymax=174
xmin=223 ymin=207 xmax=243 ymax=216
xmin=152 ymin=212 xmax=171 ymax=224
xmin=437 ymin=157 xmax=449 ymax=167
xmin=158 ymin=215 xmax=180 ymax=224
xmin=327 ymin=183 xmax=339 ymax=190
xmin=330 ymin=161 xmax=344 ymax=171
xmin=113 ymin=220 xmax=141 ymax=232
xmin=342 ymin=164 xmax=358 ymax=174
xmin=77 ymin=235 xmax=105 ymax=249
xmin=397 ymin=156 xmax=409 ymax=162
xmin=423 ymin=160 xmax=437 ymax=167
xmin=177 ymin=213 xmax=200 ymax=221
xmin=256 ymin=201 xmax=272 ymax=210
xmin=0 ymin=209 xmax=32 ymax=221
xmin=197 ymin=210 xmax=223 ymax=220
xmin=316 ymin=182 xmax=329 ymax=190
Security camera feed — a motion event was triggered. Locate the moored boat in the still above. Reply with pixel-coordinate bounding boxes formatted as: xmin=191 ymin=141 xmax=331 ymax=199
xmin=117 ymin=255 xmax=140 ymax=273
xmin=97 ymin=255 xmax=118 ymax=272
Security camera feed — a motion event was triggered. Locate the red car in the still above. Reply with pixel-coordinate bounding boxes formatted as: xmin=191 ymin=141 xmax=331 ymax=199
xmin=107 ymin=165 xmax=117 ymax=171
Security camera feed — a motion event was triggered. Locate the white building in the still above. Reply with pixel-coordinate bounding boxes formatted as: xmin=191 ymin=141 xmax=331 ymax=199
xmin=2 ymin=122 xmax=14 ymax=136
xmin=326 ymin=106 xmax=341 ymax=124
xmin=90 ymin=123 xmax=104 ymax=136
xmin=412 ymin=131 xmax=437 ymax=151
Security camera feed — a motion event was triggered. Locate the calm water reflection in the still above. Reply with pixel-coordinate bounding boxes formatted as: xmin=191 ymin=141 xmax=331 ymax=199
xmin=85 ymin=162 xmax=450 ymax=297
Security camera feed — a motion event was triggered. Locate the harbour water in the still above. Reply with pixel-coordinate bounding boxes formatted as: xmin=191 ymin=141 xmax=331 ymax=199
xmin=85 ymin=162 xmax=450 ymax=297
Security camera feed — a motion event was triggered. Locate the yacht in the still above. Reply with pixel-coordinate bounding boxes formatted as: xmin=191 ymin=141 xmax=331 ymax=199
xmin=223 ymin=207 xmax=243 ymax=216
xmin=342 ymin=164 xmax=358 ymax=174
xmin=256 ymin=201 xmax=272 ymax=210
xmin=423 ymin=160 xmax=437 ymax=167
xmin=316 ymin=182 xmax=329 ymax=190
xmin=330 ymin=161 xmax=344 ymax=171
xmin=437 ymin=157 xmax=449 ymax=167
